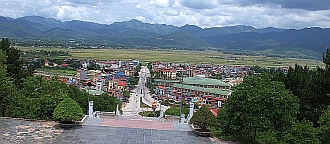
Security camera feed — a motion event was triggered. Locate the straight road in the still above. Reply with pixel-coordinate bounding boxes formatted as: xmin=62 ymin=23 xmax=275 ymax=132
xmin=122 ymin=66 xmax=169 ymax=116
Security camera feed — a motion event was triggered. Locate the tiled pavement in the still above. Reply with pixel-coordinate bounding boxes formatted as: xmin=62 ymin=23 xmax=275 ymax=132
xmin=1 ymin=117 xmax=225 ymax=144
xmin=101 ymin=118 xmax=175 ymax=130
xmin=52 ymin=125 xmax=213 ymax=144
xmin=52 ymin=117 xmax=218 ymax=144
xmin=0 ymin=118 xmax=62 ymax=144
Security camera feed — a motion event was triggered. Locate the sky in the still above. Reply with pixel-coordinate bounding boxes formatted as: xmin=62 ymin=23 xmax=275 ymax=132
xmin=1 ymin=0 xmax=330 ymax=29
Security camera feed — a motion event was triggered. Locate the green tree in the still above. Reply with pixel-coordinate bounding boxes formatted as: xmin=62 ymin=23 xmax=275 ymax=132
xmin=70 ymin=60 xmax=81 ymax=69
xmin=0 ymin=38 xmax=34 ymax=86
xmin=323 ymin=48 xmax=330 ymax=70
xmin=9 ymin=76 xmax=69 ymax=120
xmin=91 ymin=93 xmax=120 ymax=112
xmin=1 ymin=38 xmax=22 ymax=84
xmin=217 ymin=74 xmax=299 ymax=143
xmin=319 ymin=106 xmax=330 ymax=144
xmin=87 ymin=62 xmax=100 ymax=70
xmin=189 ymin=106 xmax=216 ymax=132
xmin=65 ymin=85 xmax=90 ymax=114
xmin=281 ymin=120 xmax=320 ymax=144
xmin=0 ymin=50 xmax=17 ymax=116
xmin=272 ymin=64 xmax=330 ymax=126
xmin=53 ymin=97 xmax=84 ymax=121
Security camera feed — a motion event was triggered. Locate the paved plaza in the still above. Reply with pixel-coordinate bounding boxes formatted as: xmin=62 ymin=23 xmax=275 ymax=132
xmin=52 ymin=117 xmax=215 ymax=144
xmin=0 ymin=117 xmax=229 ymax=144
xmin=0 ymin=118 xmax=62 ymax=144
xmin=52 ymin=125 xmax=212 ymax=144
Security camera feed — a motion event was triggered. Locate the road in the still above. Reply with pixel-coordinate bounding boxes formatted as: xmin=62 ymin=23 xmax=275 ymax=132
xmin=122 ymin=66 xmax=169 ymax=116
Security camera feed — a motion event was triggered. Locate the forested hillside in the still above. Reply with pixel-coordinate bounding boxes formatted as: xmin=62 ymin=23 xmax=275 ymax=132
xmin=1 ymin=16 xmax=330 ymax=60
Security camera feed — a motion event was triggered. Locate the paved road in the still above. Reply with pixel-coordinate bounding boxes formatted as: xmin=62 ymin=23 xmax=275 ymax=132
xmin=122 ymin=66 xmax=169 ymax=116
xmin=139 ymin=66 xmax=169 ymax=111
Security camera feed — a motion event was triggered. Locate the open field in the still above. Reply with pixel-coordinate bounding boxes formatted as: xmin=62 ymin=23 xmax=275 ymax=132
xmin=36 ymin=68 xmax=77 ymax=75
xmin=17 ymin=47 xmax=325 ymax=68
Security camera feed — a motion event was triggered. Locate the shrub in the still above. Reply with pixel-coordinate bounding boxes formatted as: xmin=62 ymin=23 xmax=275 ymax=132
xmin=164 ymin=106 xmax=189 ymax=117
xmin=139 ymin=111 xmax=160 ymax=117
xmin=53 ymin=97 xmax=84 ymax=121
xmin=189 ymin=106 xmax=216 ymax=132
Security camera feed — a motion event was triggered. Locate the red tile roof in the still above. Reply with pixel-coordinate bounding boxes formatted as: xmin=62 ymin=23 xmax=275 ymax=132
xmin=61 ymin=63 xmax=68 ymax=67
xmin=157 ymin=86 xmax=166 ymax=89
xmin=209 ymin=108 xmax=219 ymax=117
xmin=117 ymin=81 xmax=126 ymax=86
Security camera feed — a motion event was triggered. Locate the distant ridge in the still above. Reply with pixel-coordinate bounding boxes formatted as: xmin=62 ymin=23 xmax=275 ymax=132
xmin=1 ymin=15 xmax=329 ymax=60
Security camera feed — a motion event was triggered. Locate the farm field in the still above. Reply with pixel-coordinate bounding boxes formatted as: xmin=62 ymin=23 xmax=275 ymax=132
xmin=17 ymin=47 xmax=325 ymax=68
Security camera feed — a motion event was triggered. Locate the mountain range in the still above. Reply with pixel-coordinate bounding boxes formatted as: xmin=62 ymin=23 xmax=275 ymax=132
xmin=1 ymin=15 xmax=330 ymax=60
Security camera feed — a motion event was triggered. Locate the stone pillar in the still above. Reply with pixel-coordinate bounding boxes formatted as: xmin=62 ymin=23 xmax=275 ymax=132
xmin=116 ymin=104 xmax=121 ymax=115
xmin=189 ymin=102 xmax=194 ymax=117
xmin=180 ymin=114 xmax=185 ymax=123
xmin=89 ymin=101 xmax=94 ymax=118
xmin=158 ymin=110 xmax=163 ymax=118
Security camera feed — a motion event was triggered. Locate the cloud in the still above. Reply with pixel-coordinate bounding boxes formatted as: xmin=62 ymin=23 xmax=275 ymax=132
xmin=0 ymin=0 xmax=330 ymax=29
xmin=150 ymin=0 xmax=170 ymax=8
xmin=228 ymin=0 xmax=330 ymax=11
xmin=179 ymin=0 xmax=218 ymax=9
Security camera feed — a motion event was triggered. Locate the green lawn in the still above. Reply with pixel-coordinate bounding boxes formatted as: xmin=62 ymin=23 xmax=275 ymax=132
xmin=17 ymin=47 xmax=325 ymax=68
xmin=36 ymin=68 xmax=76 ymax=76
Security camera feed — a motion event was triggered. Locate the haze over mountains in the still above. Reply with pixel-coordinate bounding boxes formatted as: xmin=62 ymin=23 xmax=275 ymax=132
xmin=1 ymin=15 xmax=330 ymax=60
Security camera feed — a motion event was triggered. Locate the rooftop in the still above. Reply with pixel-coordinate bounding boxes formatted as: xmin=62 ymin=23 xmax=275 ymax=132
xmin=88 ymin=90 xmax=105 ymax=95
xmin=173 ymin=83 xmax=231 ymax=96
xmin=154 ymin=79 xmax=180 ymax=83
xmin=183 ymin=77 xmax=231 ymax=87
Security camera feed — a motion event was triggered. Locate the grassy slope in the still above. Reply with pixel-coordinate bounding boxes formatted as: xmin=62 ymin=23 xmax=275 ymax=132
xmin=18 ymin=47 xmax=324 ymax=68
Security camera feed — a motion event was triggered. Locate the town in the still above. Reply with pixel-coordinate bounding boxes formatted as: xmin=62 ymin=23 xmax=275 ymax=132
xmin=33 ymin=57 xmax=259 ymax=110
xmin=1 ymin=39 xmax=330 ymax=144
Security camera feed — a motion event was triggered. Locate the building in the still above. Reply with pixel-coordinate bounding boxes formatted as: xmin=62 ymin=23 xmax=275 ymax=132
xmin=182 ymin=77 xmax=231 ymax=90
xmin=153 ymin=77 xmax=231 ymax=107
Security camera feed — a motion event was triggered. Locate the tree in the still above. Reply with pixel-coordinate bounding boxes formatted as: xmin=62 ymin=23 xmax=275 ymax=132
xmin=272 ymin=64 xmax=330 ymax=126
xmin=217 ymin=74 xmax=299 ymax=143
xmin=0 ymin=38 xmax=34 ymax=86
xmin=0 ymin=50 xmax=17 ymax=117
xmin=65 ymin=85 xmax=90 ymax=114
xmin=281 ymin=120 xmax=320 ymax=144
xmin=53 ymin=97 xmax=84 ymax=121
xmin=123 ymin=90 xmax=130 ymax=101
xmin=8 ymin=76 xmax=69 ymax=120
xmin=87 ymin=62 xmax=100 ymax=70
xmin=323 ymin=48 xmax=330 ymax=70
xmin=189 ymin=106 xmax=216 ymax=132
xmin=319 ymin=106 xmax=330 ymax=144
xmin=1 ymin=38 xmax=22 ymax=85
xmin=91 ymin=93 xmax=120 ymax=112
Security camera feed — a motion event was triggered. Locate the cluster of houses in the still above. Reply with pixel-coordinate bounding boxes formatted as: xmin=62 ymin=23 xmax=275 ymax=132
xmin=39 ymin=58 xmax=288 ymax=109
xmin=41 ymin=59 xmax=140 ymax=102
xmin=149 ymin=62 xmax=289 ymax=108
